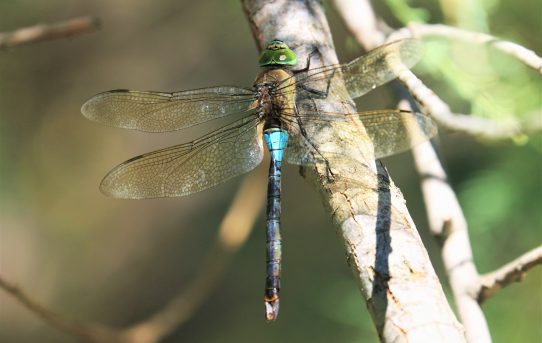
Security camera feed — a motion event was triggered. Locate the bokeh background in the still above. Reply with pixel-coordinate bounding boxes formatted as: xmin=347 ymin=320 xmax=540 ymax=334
xmin=0 ymin=1 xmax=540 ymax=342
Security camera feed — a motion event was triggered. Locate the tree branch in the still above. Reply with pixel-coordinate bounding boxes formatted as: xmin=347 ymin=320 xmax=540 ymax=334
xmin=332 ymin=1 xmax=492 ymax=341
xmin=0 ymin=16 xmax=100 ymax=49
xmin=332 ymin=0 xmax=385 ymax=49
xmin=243 ymin=0 xmax=465 ymax=341
xmin=478 ymin=245 xmax=542 ymax=303
xmin=408 ymin=136 xmax=492 ymax=343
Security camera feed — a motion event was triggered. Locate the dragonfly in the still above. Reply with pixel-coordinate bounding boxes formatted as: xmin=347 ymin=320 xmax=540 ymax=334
xmin=81 ymin=39 xmax=436 ymax=321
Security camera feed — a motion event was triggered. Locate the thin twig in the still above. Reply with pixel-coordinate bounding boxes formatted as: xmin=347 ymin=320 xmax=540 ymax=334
xmin=478 ymin=245 xmax=542 ymax=303
xmin=0 ymin=274 xmax=116 ymax=343
xmin=0 ymin=16 xmax=100 ymax=49
xmin=407 ymin=136 xmax=491 ymax=343
xmin=332 ymin=0 xmax=385 ymax=49
xmin=386 ymin=23 xmax=542 ymax=139
xmin=396 ymin=66 xmax=522 ymax=138
xmin=392 ymin=23 xmax=542 ymax=74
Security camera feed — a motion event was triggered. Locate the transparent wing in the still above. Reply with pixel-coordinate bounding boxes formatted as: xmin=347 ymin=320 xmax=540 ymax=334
xmin=283 ymin=109 xmax=437 ymax=165
xmin=342 ymin=39 xmax=422 ymax=99
xmin=82 ymin=86 xmax=256 ymax=132
xmin=279 ymin=39 xmax=422 ymax=101
xmin=100 ymin=115 xmax=263 ymax=199
xmin=356 ymin=109 xmax=437 ymax=158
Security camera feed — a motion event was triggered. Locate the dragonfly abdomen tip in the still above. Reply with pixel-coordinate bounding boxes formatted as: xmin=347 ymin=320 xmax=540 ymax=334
xmin=265 ymin=298 xmax=280 ymax=322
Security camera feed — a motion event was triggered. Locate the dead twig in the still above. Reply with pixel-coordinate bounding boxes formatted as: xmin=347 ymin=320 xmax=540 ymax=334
xmin=0 ymin=16 xmax=100 ymax=49
xmin=478 ymin=245 xmax=542 ymax=303
xmin=0 ymin=275 xmax=116 ymax=343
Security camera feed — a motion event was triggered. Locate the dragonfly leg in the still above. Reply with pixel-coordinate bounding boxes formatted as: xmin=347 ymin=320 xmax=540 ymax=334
xmin=296 ymin=67 xmax=337 ymax=101
xmin=293 ymin=101 xmax=335 ymax=180
xmin=292 ymin=46 xmax=320 ymax=73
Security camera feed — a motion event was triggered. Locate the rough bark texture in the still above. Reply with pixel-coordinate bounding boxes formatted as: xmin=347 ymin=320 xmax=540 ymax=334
xmin=242 ymin=1 xmax=465 ymax=341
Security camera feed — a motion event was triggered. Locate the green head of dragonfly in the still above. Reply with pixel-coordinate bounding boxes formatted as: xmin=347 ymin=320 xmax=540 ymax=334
xmin=258 ymin=40 xmax=298 ymax=67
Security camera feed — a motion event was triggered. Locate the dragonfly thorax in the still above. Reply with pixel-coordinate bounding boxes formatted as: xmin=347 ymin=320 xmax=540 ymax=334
xmin=254 ymin=68 xmax=296 ymax=131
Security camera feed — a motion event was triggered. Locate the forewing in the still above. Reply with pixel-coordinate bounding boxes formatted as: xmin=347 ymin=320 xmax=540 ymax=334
xmin=282 ymin=39 xmax=422 ymax=100
xmin=100 ymin=116 xmax=263 ymax=199
xmin=342 ymin=39 xmax=423 ymax=99
xmin=82 ymin=86 xmax=256 ymax=132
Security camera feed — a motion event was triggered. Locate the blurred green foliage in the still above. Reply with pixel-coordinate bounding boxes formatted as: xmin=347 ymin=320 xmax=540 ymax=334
xmin=385 ymin=0 xmax=430 ymax=23
xmin=0 ymin=1 xmax=540 ymax=343
xmin=421 ymin=39 xmax=542 ymax=126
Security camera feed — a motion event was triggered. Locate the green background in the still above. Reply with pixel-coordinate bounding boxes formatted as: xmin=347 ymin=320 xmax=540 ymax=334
xmin=0 ymin=0 xmax=540 ymax=342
